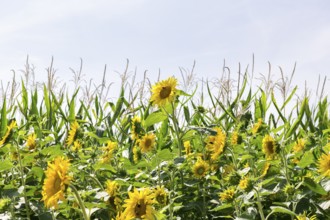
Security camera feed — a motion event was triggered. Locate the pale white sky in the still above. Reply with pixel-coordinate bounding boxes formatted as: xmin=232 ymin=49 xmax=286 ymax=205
xmin=0 ymin=0 xmax=329 ymax=98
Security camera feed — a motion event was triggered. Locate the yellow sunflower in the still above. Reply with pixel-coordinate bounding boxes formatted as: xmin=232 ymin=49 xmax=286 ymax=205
xmin=183 ymin=140 xmax=192 ymax=155
xmin=131 ymin=116 xmax=142 ymax=140
xmin=262 ymin=134 xmax=276 ymax=159
xmin=150 ymin=76 xmax=178 ymax=107
xmin=293 ymin=138 xmax=306 ymax=153
xmin=252 ymin=118 xmax=263 ymax=135
xmin=133 ymin=145 xmax=141 ymax=163
xmin=296 ymin=211 xmax=317 ymax=220
xmin=106 ymin=180 xmax=122 ymax=211
xmin=205 ymin=127 xmax=226 ymax=161
xmin=122 ymin=188 xmax=156 ymax=220
xmin=26 ymin=133 xmax=37 ymax=150
xmin=0 ymin=120 xmax=17 ymax=147
xmin=318 ymin=153 xmax=330 ymax=177
xmin=261 ymin=161 xmax=271 ymax=177
xmin=238 ymin=176 xmax=252 ymax=191
xmin=139 ymin=133 xmax=156 ymax=153
xmin=192 ymin=158 xmax=210 ymax=178
xmin=153 ymin=185 xmax=167 ymax=205
xmin=66 ymin=120 xmax=79 ymax=146
xmin=101 ymin=141 xmax=118 ymax=163
xmin=219 ymin=187 xmax=235 ymax=202
xmin=42 ymin=157 xmax=71 ymax=209
xmin=72 ymin=140 xmax=82 ymax=152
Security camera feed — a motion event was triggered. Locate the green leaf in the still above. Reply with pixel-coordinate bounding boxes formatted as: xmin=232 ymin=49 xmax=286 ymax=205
xmin=0 ymin=159 xmax=13 ymax=172
xmin=1 ymin=98 xmax=7 ymax=137
xmin=297 ymin=150 xmax=314 ymax=168
xmin=144 ymin=111 xmax=168 ymax=128
xmin=269 ymin=206 xmax=296 ymax=216
xmin=303 ymin=177 xmax=327 ymax=195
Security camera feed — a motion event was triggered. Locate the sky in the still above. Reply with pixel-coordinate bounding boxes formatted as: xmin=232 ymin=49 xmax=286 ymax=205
xmin=0 ymin=0 xmax=330 ymax=100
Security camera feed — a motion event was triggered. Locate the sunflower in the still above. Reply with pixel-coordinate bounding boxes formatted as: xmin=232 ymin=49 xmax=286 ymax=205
xmin=183 ymin=140 xmax=192 ymax=155
xmin=133 ymin=145 xmax=141 ymax=163
xmin=262 ymin=134 xmax=276 ymax=159
xmin=238 ymin=176 xmax=252 ymax=191
xmin=205 ymin=127 xmax=226 ymax=161
xmin=122 ymin=188 xmax=156 ymax=220
xmin=150 ymin=76 xmax=178 ymax=107
xmin=192 ymin=158 xmax=210 ymax=178
xmin=0 ymin=120 xmax=17 ymax=147
xmin=261 ymin=162 xmax=271 ymax=177
xmin=66 ymin=120 xmax=79 ymax=146
xmin=153 ymin=186 xmax=167 ymax=205
xmin=101 ymin=141 xmax=118 ymax=163
xmin=26 ymin=133 xmax=37 ymax=150
xmin=252 ymin=118 xmax=263 ymax=135
xmin=42 ymin=157 xmax=71 ymax=209
xmin=131 ymin=116 xmax=142 ymax=140
xmin=296 ymin=211 xmax=317 ymax=220
xmin=283 ymin=183 xmax=295 ymax=196
xmin=72 ymin=140 xmax=82 ymax=152
xmin=219 ymin=187 xmax=235 ymax=202
xmin=293 ymin=138 xmax=306 ymax=153
xmin=318 ymin=153 xmax=330 ymax=177
xmin=139 ymin=133 xmax=156 ymax=153
xmin=106 ymin=180 xmax=122 ymax=211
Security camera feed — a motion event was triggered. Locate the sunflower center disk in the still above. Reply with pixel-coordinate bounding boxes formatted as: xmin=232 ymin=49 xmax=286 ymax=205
xmin=145 ymin=139 xmax=152 ymax=148
xmin=159 ymin=86 xmax=171 ymax=99
xmin=53 ymin=175 xmax=62 ymax=192
xmin=135 ymin=199 xmax=147 ymax=217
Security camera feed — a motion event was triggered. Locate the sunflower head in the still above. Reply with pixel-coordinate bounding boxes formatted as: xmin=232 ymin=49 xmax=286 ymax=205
xmin=153 ymin=186 xmax=167 ymax=205
xmin=150 ymin=76 xmax=178 ymax=107
xmin=251 ymin=118 xmax=263 ymax=135
xmin=106 ymin=180 xmax=122 ymax=211
xmin=26 ymin=133 xmax=37 ymax=150
xmin=262 ymin=134 xmax=277 ymax=159
xmin=122 ymin=188 xmax=156 ymax=220
xmin=0 ymin=120 xmax=17 ymax=146
xmin=296 ymin=211 xmax=317 ymax=220
xmin=101 ymin=140 xmax=118 ymax=163
xmin=293 ymin=138 xmax=306 ymax=153
xmin=133 ymin=145 xmax=142 ymax=163
xmin=183 ymin=140 xmax=192 ymax=156
xmin=139 ymin=133 xmax=156 ymax=153
xmin=192 ymin=158 xmax=210 ymax=178
xmin=318 ymin=153 xmax=330 ymax=177
xmin=66 ymin=120 xmax=80 ymax=146
xmin=283 ymin=183 xmax=295 ymax=196
xmin=219 ymin=187 xmax=236 ymax=203
xmin=206 ymin=127 xmax=226 ymax=161
xmin=42 ymin=157 xmax=71 ymax=209
xmin=72 ymin=140 xmax=82 ymax=152
xmin=238 ymin=176 xmax=253 ymax=192
xmin=230 ymin=131 xmax=240 ymax=145
xmin=131 ymin=116 xmax=142 ymax=140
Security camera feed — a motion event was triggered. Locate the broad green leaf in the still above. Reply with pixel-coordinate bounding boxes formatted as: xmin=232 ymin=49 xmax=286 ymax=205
xmin=0 ymin=159 xmax=13 ymax=172
xmin=269 ymin=206 xmax=296 ymax=216
xmin=303 ymin=177 xmax=327 ymax=195
xmin=144 ymin=111 xmax=168 ymax=128
xmin=297 ymin=150 xmax=314 ymax=168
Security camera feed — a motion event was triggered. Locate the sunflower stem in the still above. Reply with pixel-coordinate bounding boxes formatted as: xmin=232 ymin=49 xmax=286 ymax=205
xmin=254 ymin=187 xmax=265 ymax=220
xmin=15 ymin=140 xmax=31 ymax=220
xmin=69 ymin=184 xmax=89 ymax=220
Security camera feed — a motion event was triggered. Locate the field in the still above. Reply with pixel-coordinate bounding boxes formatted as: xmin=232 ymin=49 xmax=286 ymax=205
xmin=0 ymin=60 xmax=329 ymax=219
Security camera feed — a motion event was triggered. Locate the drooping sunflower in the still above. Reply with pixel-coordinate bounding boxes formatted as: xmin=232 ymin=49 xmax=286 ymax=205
xmin=318 ymin=152 xmax=330 ymax=177
xmin=230 ymin=131 xmax=239 ymax=145
xmin=192 ymin=158 xmax=210 ymax=178
xmin=219 ymin=187 xmax=235 ymax=203
xmin=150 ymin=76 xmax=178 ymax=107
xmin=0 ymin=120 xmax=17 ymax=147
xmin=293 ymin=138 xmax=306 ymax=153
xmin=205 ymin=127 xmax=226 ymax=161
xmin=183 ymin=140 xmax=192 ymax=156
xmin=262 ymin=134 xmax=276 ymax=159
xmin=261 ymin=161 xmax=271 ymax=177
xmin=122 ymin=188 xmax=156 ymax=220
xmin=101 ymin=140 xmax=118 ymax=163
xmin=251 ymin=118 xmax=263 ymax=135
xmin=131 ymin=116 xmax=142 ymax=140
xmin=42 ymin=157 xmax=71 ymax=209
xmin=72 ymin=140 xmax=82 ymax=152
xmin=26 ymin=133 xmax=37 ymax=150
xmin=153 ymin=185 xmax=167 ymax=205
xmin=139 ymin=133 xmax=156 ymax=153
xmin=66 ymin=120 xmax=79 ymax=146
xmin=106 ymin=180 xmax=122 ymax=211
